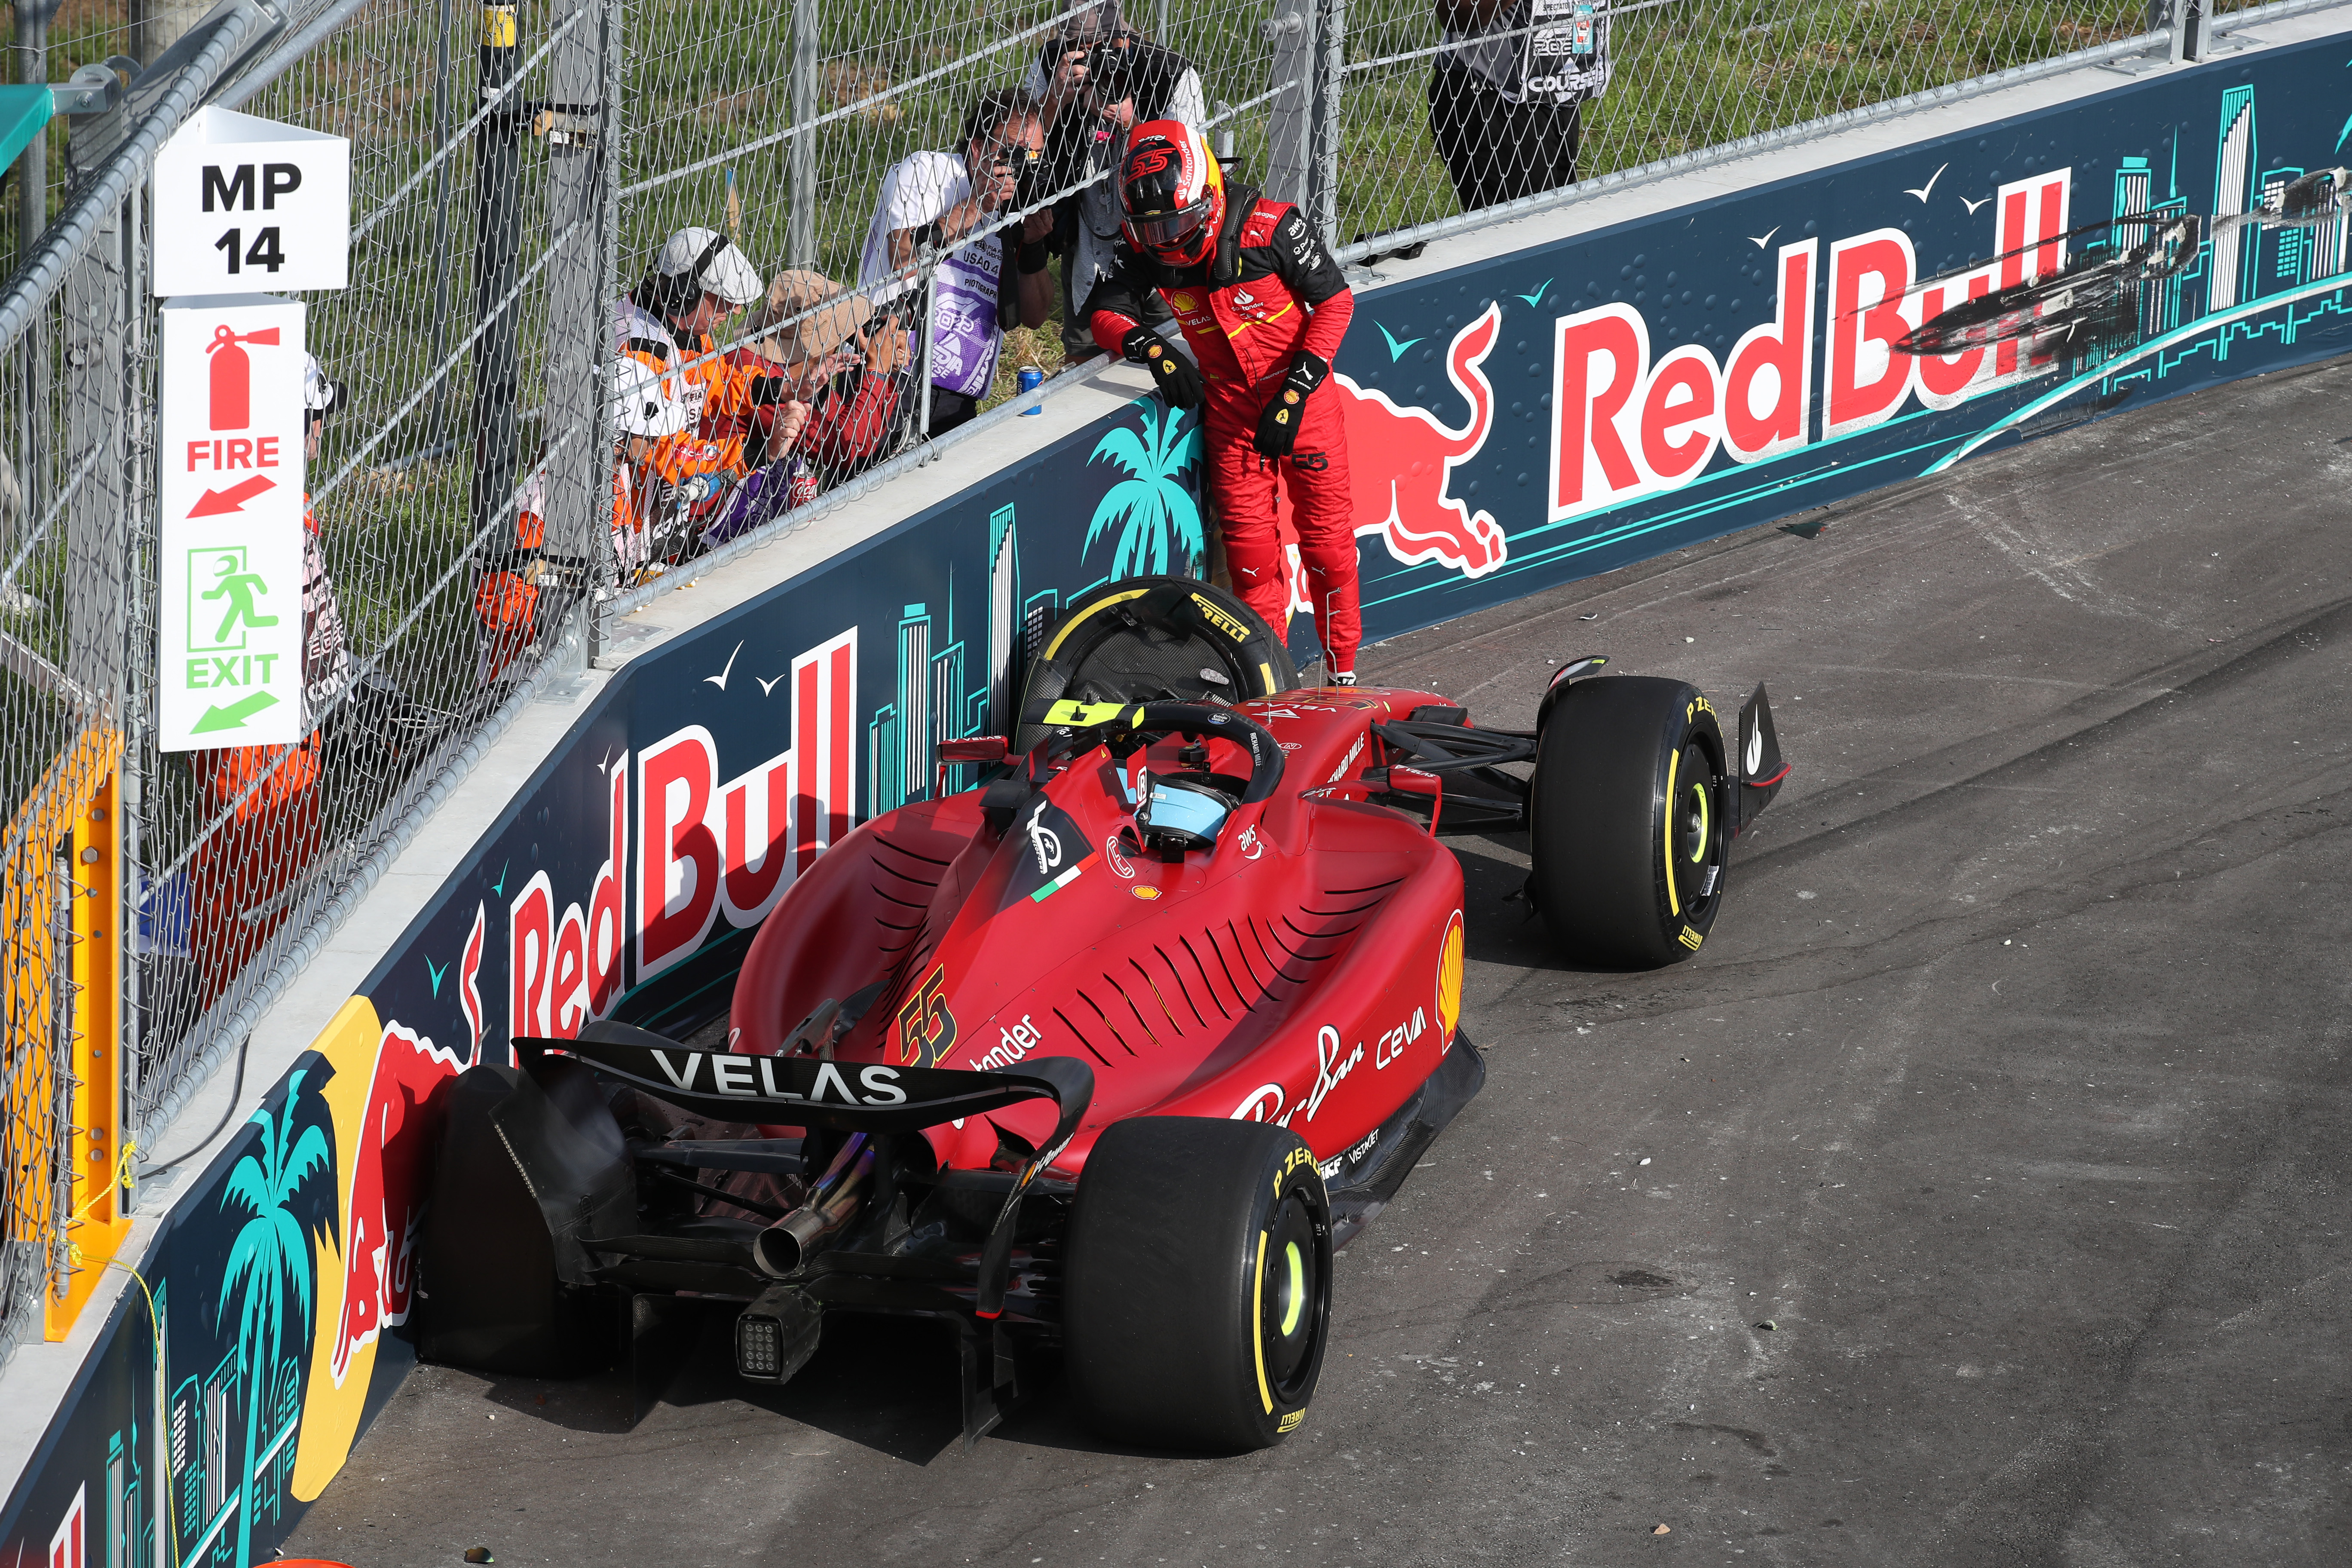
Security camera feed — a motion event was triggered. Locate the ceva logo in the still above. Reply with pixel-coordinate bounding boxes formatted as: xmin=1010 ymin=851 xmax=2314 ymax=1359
xmin=1550 ymin=167 xmax=2073 ymax=524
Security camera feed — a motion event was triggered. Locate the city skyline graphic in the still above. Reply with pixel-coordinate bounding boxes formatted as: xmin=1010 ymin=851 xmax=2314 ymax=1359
xmin=2095 ymin=80 xmax=2352 ymax=389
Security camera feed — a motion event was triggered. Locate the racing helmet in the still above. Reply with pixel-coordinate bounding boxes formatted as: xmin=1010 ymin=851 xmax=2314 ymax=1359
xmin=609 ymin=357 xmax=691 ymax=439
xmin=1133 ymin=768 xmax=1235 ymax=852
xmin=1118 ymin=119 xmax=1224 ymax=266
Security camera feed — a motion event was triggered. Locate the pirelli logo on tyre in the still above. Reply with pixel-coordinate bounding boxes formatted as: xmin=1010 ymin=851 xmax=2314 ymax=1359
xmin=1191 ymin=592 xmax=1253 ymax=644
xmin=1278 ymin=1409 xmax=1307 ymax=1433
xmin=1678 ymin=925 xmax=1705 ymax=951
xmin=1273 ymin=1143 xmax=1319 ymax=1194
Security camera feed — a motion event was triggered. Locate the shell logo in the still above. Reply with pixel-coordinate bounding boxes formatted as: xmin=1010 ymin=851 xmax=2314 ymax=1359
xmin=1435 ymin=909 xmax=1465 ymax=1047
xmin=1170 ymin=291 xmax=1199 ymax=313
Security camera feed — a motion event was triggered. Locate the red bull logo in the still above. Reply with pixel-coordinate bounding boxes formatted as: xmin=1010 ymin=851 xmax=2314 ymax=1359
xmin=1551 ymin=168 xmax=2072 ymax=523
xmin=1283 ymin=305 xmax=1509 ymax=582
xmin=331 ymin=1020 xmax=465 ymax=1384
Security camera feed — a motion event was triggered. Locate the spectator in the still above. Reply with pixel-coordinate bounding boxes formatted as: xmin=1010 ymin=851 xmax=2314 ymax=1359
xmin=298 ymin=355 xmax=355 ymax=725
xmin=701 ymin=270 xmax=912 ymax=544
xmin=858 ymin=89 xmax=1056 ymax=437
xmin=616 ymin=226 xmax=781 ymax=557
xmin=474 ymin=359 xmax=689 ymax=686
xmin=1027 ymin=0 xmax=1206 ymax=360
xmin=1430 ymin=0 xmax=1609 ymax=212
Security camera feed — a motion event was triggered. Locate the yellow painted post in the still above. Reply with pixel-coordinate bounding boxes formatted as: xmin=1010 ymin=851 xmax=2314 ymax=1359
xmin=49 ymin=763 xmax=129 ymax=1338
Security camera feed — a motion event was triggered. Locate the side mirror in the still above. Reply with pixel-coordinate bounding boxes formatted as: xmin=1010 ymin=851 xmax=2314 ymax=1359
xmin=934 ymin=735 xmax=1011 ymax=797
xmin=936 ymin=736 xmax=1009 ymax=766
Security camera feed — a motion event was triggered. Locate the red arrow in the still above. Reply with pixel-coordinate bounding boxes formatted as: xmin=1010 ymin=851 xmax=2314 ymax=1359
xmin=187 ymin=475 xmax=276 ymax=518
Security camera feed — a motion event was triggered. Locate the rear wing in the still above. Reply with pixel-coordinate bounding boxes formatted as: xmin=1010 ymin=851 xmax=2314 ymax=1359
xmin=516 ymin=1021 xmax=1094 ymax=1320
xmin=518 ymin=1019 xmax=1093 ymax=1148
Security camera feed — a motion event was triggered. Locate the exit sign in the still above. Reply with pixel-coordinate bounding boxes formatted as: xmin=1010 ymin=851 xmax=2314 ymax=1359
xmin=151 ymin=105 xmax=349 ymax=296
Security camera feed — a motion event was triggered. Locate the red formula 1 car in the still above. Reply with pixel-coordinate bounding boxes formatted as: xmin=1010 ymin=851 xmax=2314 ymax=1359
xmin=421 ymin=578 xmax=1787 ymax=1452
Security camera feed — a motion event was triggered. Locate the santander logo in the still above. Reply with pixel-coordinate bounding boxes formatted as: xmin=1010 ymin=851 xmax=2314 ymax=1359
xmin=1551 ymin=168 xmax=2072 ymax=523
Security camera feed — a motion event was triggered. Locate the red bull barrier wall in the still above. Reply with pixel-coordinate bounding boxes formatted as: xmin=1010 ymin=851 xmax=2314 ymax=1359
xmin=7 ymin=17 xmax=2352 ymax=1560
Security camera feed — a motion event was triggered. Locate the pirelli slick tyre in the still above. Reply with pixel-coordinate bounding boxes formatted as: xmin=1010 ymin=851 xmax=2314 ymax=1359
xmin=416 ymin=1064 xmax=616 ymax=1375
xmin=1064 ymin=1117 xmax=1332 ymax=1452
xmin=1529 ymin=675 xmax=1730 ymax=968
xmin=1013 ymin=576 xmax=1298 ymax=755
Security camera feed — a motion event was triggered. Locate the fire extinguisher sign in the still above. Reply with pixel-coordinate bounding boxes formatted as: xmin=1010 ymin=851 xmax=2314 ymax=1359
xmin=157 ymin=296 xmax=307 ymax=753
xmin=150 ymin=106 xmax=350 ymax=296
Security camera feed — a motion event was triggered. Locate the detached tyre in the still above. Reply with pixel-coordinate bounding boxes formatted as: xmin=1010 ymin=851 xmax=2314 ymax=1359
xmin=1529 ymin=675 xmax=1729 ymax=967
xmin=1064 ymin=1117 xmax=1332 ymax=1451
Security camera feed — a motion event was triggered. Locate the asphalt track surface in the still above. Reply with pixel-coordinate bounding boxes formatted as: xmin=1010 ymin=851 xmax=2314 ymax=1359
xmin=286 ymin=358 xmax=2352 ymax=1567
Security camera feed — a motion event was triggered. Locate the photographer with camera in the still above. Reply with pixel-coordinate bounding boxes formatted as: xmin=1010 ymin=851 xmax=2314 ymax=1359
xmin=1026 ymin=0 xmax=1206 ymax=362
xmin=858 ymin=89 xmax=1057 ymax=438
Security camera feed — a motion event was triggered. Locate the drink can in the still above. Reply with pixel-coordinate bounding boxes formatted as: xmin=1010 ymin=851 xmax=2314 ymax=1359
xmin=1018 ymin=365 xmax=1044 ymax=412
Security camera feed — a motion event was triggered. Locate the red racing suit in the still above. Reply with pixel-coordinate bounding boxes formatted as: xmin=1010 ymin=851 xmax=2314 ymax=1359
xmin=1086 ymin=191 xmax=1360 ymax=672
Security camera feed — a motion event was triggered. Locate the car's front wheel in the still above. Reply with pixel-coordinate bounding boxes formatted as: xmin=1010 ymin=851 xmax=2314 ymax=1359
xmin=1063 ymin=1117 xmax=1332 ymax=1451
xmin=1529 ymin=674 xmax=1730 ymax=966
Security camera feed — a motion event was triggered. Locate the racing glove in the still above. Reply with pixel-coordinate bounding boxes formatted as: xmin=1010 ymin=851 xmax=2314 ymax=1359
xmin=1252 ymin=350 xmax=1330 ymax=460
xmin=1122 ymin=325 xmax=1203 ymax=410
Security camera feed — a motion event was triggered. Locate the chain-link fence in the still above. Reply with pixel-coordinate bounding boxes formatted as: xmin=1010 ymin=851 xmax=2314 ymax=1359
xmin=3 ymin=0 xmax=2241 ymax=1366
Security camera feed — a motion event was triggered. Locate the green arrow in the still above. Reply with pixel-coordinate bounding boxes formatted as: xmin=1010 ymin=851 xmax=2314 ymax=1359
xmin=190 ymin=690 xmax=279 ymax=734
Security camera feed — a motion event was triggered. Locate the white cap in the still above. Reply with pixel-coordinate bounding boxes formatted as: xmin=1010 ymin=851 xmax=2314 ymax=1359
xmin=655 ymin=227 xmax=763 ymax=307
xmin=609 ymin=359 xmax=690 ymax=438
xmin=302 ymin=353 xmax=343 ymax=414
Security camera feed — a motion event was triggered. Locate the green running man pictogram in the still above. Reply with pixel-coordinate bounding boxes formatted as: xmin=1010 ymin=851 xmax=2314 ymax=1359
xmin=200 ymin=553 xmax=279 ymax=644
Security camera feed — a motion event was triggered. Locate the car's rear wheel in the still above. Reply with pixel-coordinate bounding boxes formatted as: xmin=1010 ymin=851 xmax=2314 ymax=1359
xmin=1528 ymin=675 xmax=1729 ymax=967
xmin=1063 ymin=1117 xmax=1332 ymax=1451
xmin=417 ymin=1063 xmax=616 ymax=1375
xmin=1013 ymin=576 xmax=1298 ymax=755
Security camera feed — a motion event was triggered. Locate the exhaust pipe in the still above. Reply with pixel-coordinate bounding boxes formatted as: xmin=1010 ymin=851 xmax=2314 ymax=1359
xmin=752 ymin=1144 xmax=874 ymax=1277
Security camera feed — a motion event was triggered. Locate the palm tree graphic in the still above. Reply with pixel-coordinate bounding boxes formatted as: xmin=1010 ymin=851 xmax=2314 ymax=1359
xmin=1084 ymin=401 xmax=1205 ymax=578
xmin=217 ymin=1068 xmax=333 ymax=1568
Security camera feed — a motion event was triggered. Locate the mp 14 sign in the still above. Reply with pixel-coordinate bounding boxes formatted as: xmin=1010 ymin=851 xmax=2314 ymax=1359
xmin=157 ymin=296 xmax=307 ymax=751
xmin=151 ymin=106 xmax=349 ymax=295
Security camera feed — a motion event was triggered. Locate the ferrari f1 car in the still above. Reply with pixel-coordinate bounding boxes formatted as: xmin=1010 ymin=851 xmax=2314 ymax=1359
xmin=420 ymin=576 xmax=1788 ymax=1451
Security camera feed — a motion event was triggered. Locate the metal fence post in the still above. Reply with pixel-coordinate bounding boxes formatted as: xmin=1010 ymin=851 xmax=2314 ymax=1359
xmin=472 ymin=3 xmax=524 ymax=588
xmin=1263 ymin=0 xmax=1316 ymax=211
xmin=543 ymin=0 xmax=605 ymax=674
xmin=916 ymin=252 xmax=933 ymax=449
xmin=789 ymin=0 xmax=817 ymax=268
xmin=594 ymin=0 xmax=623 ymax=647
xmin=64 ymin=208 xmax=128 ymax=712
xmin=13 ymin=0 xmax=52 ymax=262
xmin=1311 ymin=0 xmax=1344 ymax=248
xmin=2167 ymin=0 xmax=2206 ymax=62
xmin=15 ymin=0 xmax=55 ymax=535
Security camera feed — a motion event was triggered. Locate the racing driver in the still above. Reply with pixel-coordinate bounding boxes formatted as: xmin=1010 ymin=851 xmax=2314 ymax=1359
xmin=1083 ymin=120 xmax=1362 ymax=683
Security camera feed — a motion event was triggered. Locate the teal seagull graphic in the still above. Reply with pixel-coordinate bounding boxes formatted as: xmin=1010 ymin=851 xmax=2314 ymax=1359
xmin=490 ymin=860 xmax=509 ymax=897
xmin=1377 ymin=321 xmax=1423 ymax=361
xmin=1516 ymin=279 xmax=1553 ymax=307
xmin=425 ymin=956 xmax=447 ymax=996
